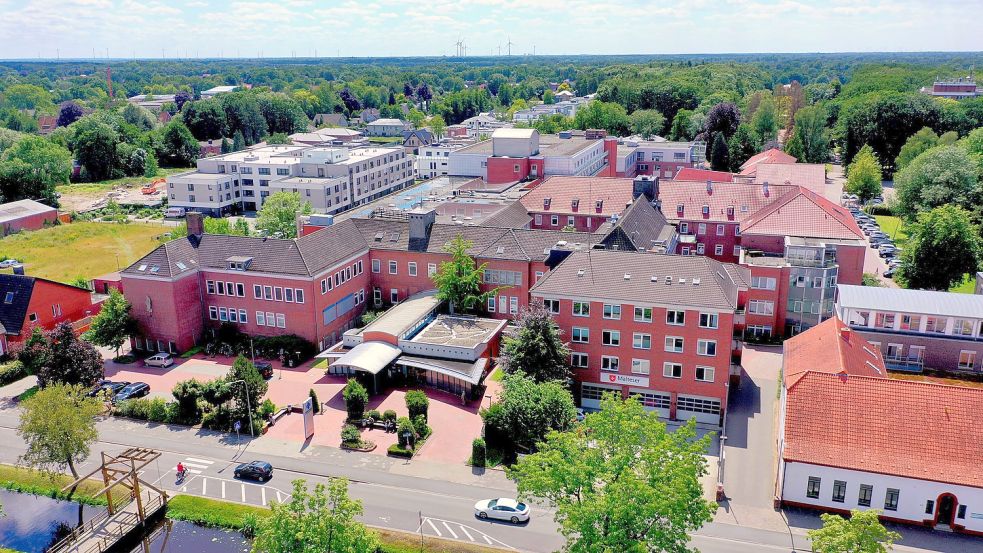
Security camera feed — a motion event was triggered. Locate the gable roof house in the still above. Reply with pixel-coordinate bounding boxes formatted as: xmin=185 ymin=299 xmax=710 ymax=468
xmin=0 ymin=274 xmax=95 ymax=352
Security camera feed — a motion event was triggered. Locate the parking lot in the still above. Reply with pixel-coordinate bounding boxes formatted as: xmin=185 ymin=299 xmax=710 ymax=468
xmin=842 ymin=194 xmax=902 ymax=284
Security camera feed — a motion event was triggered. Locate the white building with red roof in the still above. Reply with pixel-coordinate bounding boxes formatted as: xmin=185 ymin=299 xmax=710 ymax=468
xmin=738 ymin=148 xmax=797 ymax=175
xmin=778 ymin=317 xmax=983 ymax=535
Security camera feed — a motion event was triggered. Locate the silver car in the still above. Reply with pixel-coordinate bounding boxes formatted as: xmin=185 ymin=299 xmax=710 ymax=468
xmin=474 ymin=498 xmax=530 ymax=523
xmin=144 ymin=352 xmax=174 ymax=368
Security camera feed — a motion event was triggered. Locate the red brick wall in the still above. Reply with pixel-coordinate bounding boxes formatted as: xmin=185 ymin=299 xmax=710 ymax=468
xmin=486 ymin=157 xmax=530 ymax=184
xmin=527 ymin=211 xmax=609 ymax=232
xmin=124 ymin=273 xmax=204 ymax=352
xmin=676 ymin=221 xmax=741 ymax=262
xmin=1 ymin=210 xmax=57 ymax=236
xmin=14 ymin=281 xmax=94 ymax=341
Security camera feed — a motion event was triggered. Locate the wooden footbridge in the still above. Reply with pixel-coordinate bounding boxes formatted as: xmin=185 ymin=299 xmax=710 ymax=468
xmin=48 ymin=448 xmax=169 ymax=553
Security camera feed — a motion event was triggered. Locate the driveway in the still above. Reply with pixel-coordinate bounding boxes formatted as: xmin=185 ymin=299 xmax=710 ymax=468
xmin=716 ymin=345 xmax=786 ymax=531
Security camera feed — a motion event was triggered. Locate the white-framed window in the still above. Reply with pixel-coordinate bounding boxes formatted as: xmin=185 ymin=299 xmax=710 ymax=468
xmin=487 ymin=296 xmax=496 ymax=312
xmin=748 ymin=300 xmax=775 ymax=315
xmin=601 ymin=355 xmax=619 ymax=372
xmin=698 ymin=223 xmax=706 ymax=235
xmin=428 ymin=263 xmax=437 ymax=277
xmin=572 ymin=327 xmax=589 ymax=343
xmin=681 ymin=246 xmax=691 ymax=255
xmin=263 ymin=286 xmax=273 ymax=300
xmin=253 ymin=284 xmax=262 ymax=299
xmin=236 ymin=283 xmax=245 ymax=297
xmin=958 ymin=350 xmax=977 ymax=371
xmin=680 ymin=222 xmax=689 ymax=234
xmin=663 ymin=362 xmax=682 ymax=378
xmin=534 ymin=214 xmax=543 ymax=225
xmin=696 ymin=366 xmax=715 ymax=382
xmin=372 ymin=259 xmax=381 ymax=273
xmin=666 ymin=310 xmax=685 ymax=325
xmin=567 ymin=216 xmax=575 ymax=227
xmin=699 ymin=313 xmax=719 ymax=329
xmin=390 ymin=289 xmax=398 ymax=303
xmin=696 ymin=243 xmax=705 ymax=255
xmin=509 ymin=296 xmax=518 ymax=314
xmin=295 ymin=289 xmax=304 ymax=303
xmin=208 ymin=306 xmax=218 ymax=320
xmin=571 ymin=352 xmax=589 ymax=369
xmin=238 ymin=309 xmax=247 ymax=324
xmin=206 ymin=281 xmax=216 ymax=294
xmin=284 ymin=288 xmax=294 ymax=303
xmin=665 ymin=336 xmax=683 ymax=353
xmin=602 ymin=304 xmax=621 ymax=319
xmin=266 ymin=311 xmax=275 ymax=327
xmin=388 ymin=260 xmax=398 ymax=275
xmin=734 ymin=245 xmax=741 ymax=256
xmin=216 ymin=281 xmax=226 ymax=295
xmin=408 ymin=262 xmax=417 ymax=277
xmin=631 ymin=359 xmax=650 ymax=375
xmin=544 ymin=299 xmax=560 ymax=314
xmin=716 ymin=224 xmax=725 ymax=236
xmin=276 ymin=314 xmax=286 ymax=328
xmin=750 ymin=276 xmax=776 ymax=290
xmin=634 ymin=306 xmax=652 ymax=322
xmin=602 ymin=330 xmax=621 ymax=346
xmin=273 ymin=287 xmax=283 ymax=301
xmin=697 ymin=339 xmax=717 ymax=357
xmin=373 ymin=288 xmax=382 ymax=304
xmin=714 ymin=244 xmax=723 ymax=256
xmin=573 ymin=301 xmax=590 ymax=317
xmin=632 ymin=333 xmax=651 ymax=349
xmin=256 ymin=311 xmax=266 ymax=326
xmin=551 ymin=215 xmax=559 ymax=226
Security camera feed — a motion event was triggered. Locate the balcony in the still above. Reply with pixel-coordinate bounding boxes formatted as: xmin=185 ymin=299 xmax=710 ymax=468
xmin=882 ymin=355 xmax=924 ymax=373
xmin=734 ymin=308 xmax=746 ymax=325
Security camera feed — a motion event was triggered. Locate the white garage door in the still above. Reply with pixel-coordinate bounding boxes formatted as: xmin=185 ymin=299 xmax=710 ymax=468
xmin=676 ymin=394 xmax=722 ymax=425
xmin=581 ymin=383 xmax=620 ymax=410
xmin=629 ymin=388 xmax=671 ymax=418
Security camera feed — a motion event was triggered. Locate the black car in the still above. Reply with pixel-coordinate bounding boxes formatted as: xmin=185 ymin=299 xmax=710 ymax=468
xmin=114 ymin=382 xmax=150 ymax=402
xmin=234 ymin=461 xmax=273 ymax=482
xmin=88 ymin=380 xmax=130 ymax=398
xmin=255 ymin=361 xmax=274 ymax=379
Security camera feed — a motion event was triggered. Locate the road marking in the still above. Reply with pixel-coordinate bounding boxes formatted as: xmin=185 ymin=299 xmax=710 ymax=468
xmin=483 ymin=534 xmax=493 ymax=545
xmin=185 ymin=468 xmax=203 ymax=474
xmin=241 ymin=484 xmax=246 ymax=503
xmin=441 ymin=521 xmax=458 ymax=539
xmin=185 ymin=457 xmax=213 ymax=465
xmin=424 ymin=519 xmax=442 ymax=537
xmin=202 ymin=478 xmax=207 ymax=495
xmin=221 ymin=480 xmax=226 ymax=499
xmin=183 ymin=462 xmax=210 ymax=470
xmin=261 ymin=487 xmax=267 ymax=506
xmin=276 ymin=490 xmax=284 ymax=503
xmin=459 ymin=526 xmax=473 ymax=542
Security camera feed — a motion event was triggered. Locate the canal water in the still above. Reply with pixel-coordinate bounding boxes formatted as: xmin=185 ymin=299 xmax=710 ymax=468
xmin=0 ymin=490 xmax=250 ymax=553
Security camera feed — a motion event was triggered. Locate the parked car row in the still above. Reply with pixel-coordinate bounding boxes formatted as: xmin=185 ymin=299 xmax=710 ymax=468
xmin=848 ymin=206 xmax=902 ymax=278
xmin=88 ymin=380 xmax=151 ymax=402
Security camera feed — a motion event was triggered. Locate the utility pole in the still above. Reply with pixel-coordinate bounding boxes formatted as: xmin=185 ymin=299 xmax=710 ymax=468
xmin=229 ymin=379 xmax=255 ymax=437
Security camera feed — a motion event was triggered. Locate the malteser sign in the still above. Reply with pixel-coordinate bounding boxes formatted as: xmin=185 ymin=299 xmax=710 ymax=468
xmin=601 ymin=373 xmax=649 ymax=387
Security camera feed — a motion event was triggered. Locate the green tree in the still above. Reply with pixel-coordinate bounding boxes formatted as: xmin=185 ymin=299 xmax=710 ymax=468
xmin=838 ymin=92 xmax=941 ymax=174
xmin=508 ymin=395 xmax=714 ymax=553
xmin=808 ymin=509 xmax=900 ymax=553
xmin=85 ymin=289 xmax=136 ymax=359
xmin=629 ymin=109 xmax=666 ymax=139
xmin=895 ymin=145 xmax=979 ymax=218
xmin=267 ymin=132 xmax=291 ymax=145
xmin=183 ymin=99 xmax=228 ymax=140
xmin=727 ymin=124 xmax=758 ymax=172
xmin=71 ymin=117 xmax=119 ymax=181
xmin=500 ymin=304 xmax=570 ymax=382
xmin=342 ymin=379 xmax=368 ymax=421
xmin=233 ymin=218 xmax=252 ymax=236
xmin=252 ymin=478 xmax=378 ymax=553
xmin=257 ymin=93 xmax=309 ymax=135
xmin=845 ymin=145 xmax=883 ymax=203
xmin=156 ymin=120 xmax=199 ymax=167
xmin=36 ymin=322 xmax=104 ymax=389
xmin=709 ymin=132 xmax=730 ymax=171
xmin=898 ymin=205 xmax=982 ymax=291
xmin=406 ymin=108 xmax=426 ymax=128
xmin=17 ymin=383 xmax=101 ymax=480
xmin=405 ymin=390 xmax=429 ymax=421
xmin=226 ymin=354 xmax=268 ymax=435
xmin=751 ymin=96 xmax=778 ymax=145
xmin=543 ymin=89 xmax=556 ymax=105
xmin=895 ymin=127 xmax=939 ymax=172
xmin=0 ymin=135 xmax=71 ymax=205
xmin=120 ymin=103 xmax=157 ymax=131
xmin=221 ymin=92 xmax=268 ymax=145
xmin=428 ymin=115 xmax=446 ymax=139
xmin=3 ymin=84 xmax=53 ymax=111
xmin=232 ymin=130 xmax=246 ymax=152
xmin=431 ymin=235 xmax=498 ymax=314
xmin=256 ymin=191 xmax=310 ymax=239
xmin=668 ymin=109 xmax=693 ymax=141
xmin=15 ymin=327 xmax=48 ymax=376
xmin=785 ymin=131 xmax=805 ymax=161
xmin=574 ymin=101 xmax=630 ymax=136
xmin=790 ymin=105 xmax=829 ymax=163
xmin=483 ymin=373 xmax=576 ymax=453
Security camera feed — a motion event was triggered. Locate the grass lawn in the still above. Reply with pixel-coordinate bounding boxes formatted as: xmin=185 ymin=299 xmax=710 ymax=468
xmin=873 ymin=215 xmax=976 ymax=293
xmin=0 ymin=222 xmax=169 ymax=283
xmin=489 ymin=367 xmax=504 ymax=382
xmin=368 ymin=136 xmax=404 ymax=144
xmin=167 ymin=495 xmax=504 ymax=552
xmin=0 ymin=464 xmax=107 ymax=506
xmin=56 ymin=167 xmax=192 ymax=194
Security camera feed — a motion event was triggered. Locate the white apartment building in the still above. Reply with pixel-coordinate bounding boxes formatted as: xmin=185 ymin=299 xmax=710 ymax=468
xmin=167 ymin=144 xmax=414 ymax=216
xmin=511 ymin=97 xmax=590 ymax=123
xmin=415 ymin=140 xmax=474 ymax=179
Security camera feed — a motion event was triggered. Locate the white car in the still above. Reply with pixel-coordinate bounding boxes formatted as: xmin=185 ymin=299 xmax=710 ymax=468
xmin=474 ymin=498 xmax=530 ymax=523
xmin=0 ymin=259 xmax=18 ymax=268
xmin=144 ymin=352 xmax=174 ymax=368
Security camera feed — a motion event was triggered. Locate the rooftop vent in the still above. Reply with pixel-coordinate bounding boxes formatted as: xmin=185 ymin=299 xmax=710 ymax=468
xmin=577 ymin=269 xmax=585 ymax=277
xmin=496 ymin=246 xmax=505 ymax=254
xmin=692 ymin=278 xmax=701 ymax=285
xmin=555 ymin=240 xmax=567 ymax=247
xmin=665 ymin=276 xmax=672 ymax=285
xmin=650 ymin=276 xmax=658 ymax=282
xmin=389 ymin=232 xmax=400 ymax=242
xmin=678 ymin=278 xmax=686 ymax=284
xmin=624 ymin=273 xmax=631 ymax=280
xmin=374 ymin=232 xmax=384 ymax=242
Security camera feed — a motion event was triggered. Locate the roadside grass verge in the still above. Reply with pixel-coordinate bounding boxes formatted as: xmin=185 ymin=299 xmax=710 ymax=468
xmin=0 ymin=464 xmax=107 ymax=505
xmin=0 ymin=222 xmax=168 ymax=283
xmin=16 ymin=386 xmax=38 ymax=401
xmin=166 ymin=495 xmax=506 ymax=552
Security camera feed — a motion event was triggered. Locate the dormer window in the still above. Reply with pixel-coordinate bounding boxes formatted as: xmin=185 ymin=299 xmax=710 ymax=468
xmin=571 ymin=198 xmax=579 ymax=211
xmin=595 ymin=199 xmax=603 ymax=211
xmin=226 ymin=256 xmax=253 ymax=271
xmin=543 ymin=197 xmax=552 ymax=210
xmin=676 ymin=204 xmax=684 ymax=215
xmin=702 ymin=204 xmax=710 ymax=216
xmin=726 ymin=205 xmax=735 ymax=217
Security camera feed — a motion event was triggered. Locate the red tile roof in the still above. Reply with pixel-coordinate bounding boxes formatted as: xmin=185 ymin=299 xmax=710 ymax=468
xmin=784 ymin=373 xmax=983 ymax=489
xmin=519 ymin=176 xmax=634 ymax=217
xmin=782 ymin=316 xmax=886 ymax=388
xmin=752 ymin=163 xmax=827 ymax=194
xmin=658 ymin=180 xmax=797 ymax=223
xmin=674 ymin=168 xmax=735 ymax=182
xmin=740 ymin=186 xmax=864 ymax=240
xmin=739 ymin=148 xmax=796 ymax=174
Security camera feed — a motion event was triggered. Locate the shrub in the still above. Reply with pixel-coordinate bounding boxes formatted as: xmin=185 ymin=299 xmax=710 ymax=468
xmin=341 ymin=424 xmax=361 ymax=445
xmin=308 ymin=388 xmax=320 ymax=413
xmin=116 ymin=398 xmax=150 ymax=419
xmin=258 ymin=399 xmax=276 ymax=419
xmin=471 ymin=438 xmax=487 ymax=467
xmin=396 ymin=417 xmax=416 ymax=448
xmin=387 ymin=443 xmax=413 ymax=458
xmin=342 ymin=379 xmax=368 ymax=421
xmin=171 ymin=379 xmax=204 ymax=423
xmin=382 ymin=409 xmax=397 ymax=422
xmin=147 ymin=397 xmax=169 ymax=422
xmin=405 ymin=390 xmax=429 ymax=421
xmin=412 ymin=414 xmax=431 ymax=440
xmin=0 ymin=360 xmax=26 ymax=386
xmin=367 ymin=410 xmax=382 ymax=421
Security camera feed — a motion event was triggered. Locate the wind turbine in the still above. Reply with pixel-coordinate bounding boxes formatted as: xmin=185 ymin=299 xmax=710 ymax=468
xmin=506 ymin=37 xmax=515 ymax=56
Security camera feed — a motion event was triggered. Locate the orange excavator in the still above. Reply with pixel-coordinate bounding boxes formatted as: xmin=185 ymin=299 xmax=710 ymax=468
xmin=141 ymin=178 xmax=165 ymax=195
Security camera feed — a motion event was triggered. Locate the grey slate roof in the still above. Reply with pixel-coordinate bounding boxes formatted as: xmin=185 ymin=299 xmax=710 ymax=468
xmin=599 ymin=196 xmax=674 ymax=252
xmin=837 ymin=284 xmax=983 ymax=319
xmin=531 ymin=250 xmax=743 ymax=310
xmin=0 ymin=275 xmax=36 ymax=335
xmin=481 ymin=201 xmax=532 ymax=229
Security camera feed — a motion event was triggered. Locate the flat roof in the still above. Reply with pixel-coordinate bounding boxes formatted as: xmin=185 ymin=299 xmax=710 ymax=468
xmin=398 ymin=356 xmax=488 ymax=385
xmin=361 ymin=290 xmax=440 ymax=338
xmin=411 ymin=315 xmax=506 ymax=348
xmin=837 ymin=284 xmax=983 ymax=319
xmin=0 ymin=199 xmax=55 ymax=223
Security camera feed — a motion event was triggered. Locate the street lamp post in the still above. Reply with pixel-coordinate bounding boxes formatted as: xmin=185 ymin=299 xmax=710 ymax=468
xmin=228 ymin=379 xmax=255 ymax=437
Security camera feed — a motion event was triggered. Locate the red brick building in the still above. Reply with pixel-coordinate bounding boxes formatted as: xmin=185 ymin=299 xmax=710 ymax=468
xmin=519 ymin=176 xmax=637 ymax=232
xmin=0 ymin=199 xmax=58 ymax=236
xmin=0 ymin=274 xmax=96 ymax=354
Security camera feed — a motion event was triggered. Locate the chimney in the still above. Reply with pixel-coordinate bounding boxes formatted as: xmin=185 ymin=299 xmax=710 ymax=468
xmin=12 ymin=264 xmax=25 ymax=275
xmin=632 ymin=175 xmax=657 ymax=200
xmin=839 ymin=325 xmax=851 ymax=342
xmin=408 ymin=207 xmax=436 ymax=245
xmin=186 ymin=212 xmax=204 ymax=237
xmin=706 ymin=179 xmax=713 ymax=193
xmin=762 ymin=181 xmax=770 ymax=196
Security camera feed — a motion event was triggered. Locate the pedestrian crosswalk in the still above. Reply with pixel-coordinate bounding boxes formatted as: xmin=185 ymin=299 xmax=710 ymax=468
xmin=153 ymin=455 xmax=290 ymax=509
xmin=418 ymin=517 xmax=516 ymax=550
xmin=180 ymin=457 xmax=213 ymax=475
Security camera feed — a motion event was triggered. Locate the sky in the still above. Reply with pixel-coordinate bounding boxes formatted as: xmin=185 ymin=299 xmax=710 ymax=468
xmin=0 ymin=0 xmax=981 ymax=60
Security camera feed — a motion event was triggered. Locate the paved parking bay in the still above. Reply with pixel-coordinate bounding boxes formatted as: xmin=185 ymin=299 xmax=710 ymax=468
xmin=417 ymin=516 xmax=518 ymax=550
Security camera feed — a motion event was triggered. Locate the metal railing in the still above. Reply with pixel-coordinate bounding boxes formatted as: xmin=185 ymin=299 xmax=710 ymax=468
xmin=48 ymin=494 xmax=166 ymax=553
